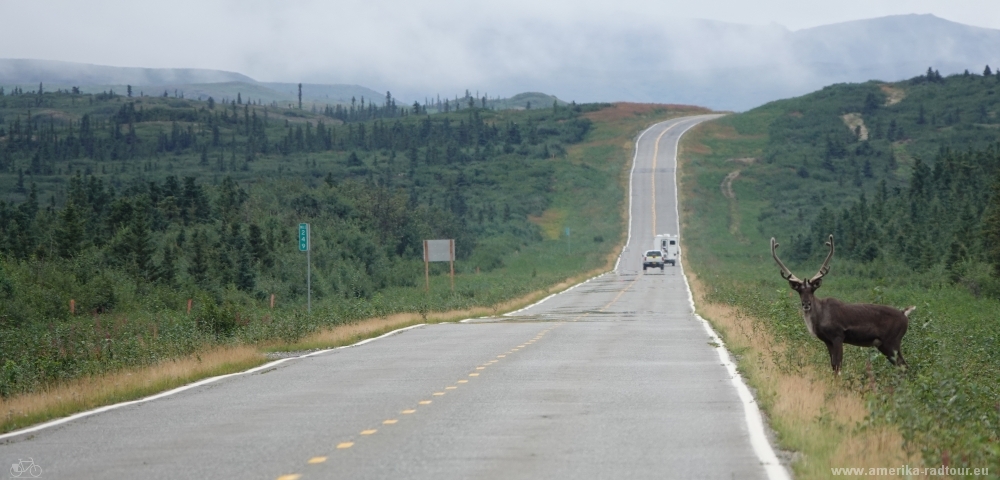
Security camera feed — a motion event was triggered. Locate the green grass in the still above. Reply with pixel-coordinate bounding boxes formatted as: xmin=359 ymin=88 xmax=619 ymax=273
xmin=680 ymin=71 xmax=1000 ymax=475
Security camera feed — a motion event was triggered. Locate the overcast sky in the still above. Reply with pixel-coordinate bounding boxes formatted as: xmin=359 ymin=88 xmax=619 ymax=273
xmin=1 ymin=0 xmax=998 ymax=100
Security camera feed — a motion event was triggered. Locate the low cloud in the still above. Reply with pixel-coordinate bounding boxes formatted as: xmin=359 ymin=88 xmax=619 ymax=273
xmin=3 ymin=1 xmax=1000 ymax=109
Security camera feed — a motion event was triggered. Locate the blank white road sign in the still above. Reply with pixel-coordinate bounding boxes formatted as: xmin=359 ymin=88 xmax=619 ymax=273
xmin=424 ymin=239 xmax=455 ymax=262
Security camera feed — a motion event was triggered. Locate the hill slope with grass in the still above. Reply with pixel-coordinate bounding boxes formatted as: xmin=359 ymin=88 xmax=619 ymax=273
xmin=680 ymin=67 xmax=1000 ymax=477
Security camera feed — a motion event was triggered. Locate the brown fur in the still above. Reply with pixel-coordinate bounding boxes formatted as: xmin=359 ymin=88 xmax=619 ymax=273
xmin=773 ymin=235 xmax=913 ymax=374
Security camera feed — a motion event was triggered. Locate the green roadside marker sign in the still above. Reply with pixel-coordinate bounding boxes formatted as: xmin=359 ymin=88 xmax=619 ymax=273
xmin=299 ymin=223 xmax=310 ymax=252
xmin=300 ymin=222 xmax=311 ymax=314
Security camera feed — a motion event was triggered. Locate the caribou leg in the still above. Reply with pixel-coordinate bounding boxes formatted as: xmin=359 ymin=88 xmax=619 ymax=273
xmin=877 ymin=344 xmax=898 ymax=365
xmin=824 ymin=338 xmax=844 ymax=375
xmin=877 ymin=342 xmax=906 ymax=367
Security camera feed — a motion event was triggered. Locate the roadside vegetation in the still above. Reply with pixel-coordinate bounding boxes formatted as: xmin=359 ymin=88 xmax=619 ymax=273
xmin=0 ymin=84 xmax=706 ymax=433
xmin=680 ymin=67 xmax=1000 ymax=477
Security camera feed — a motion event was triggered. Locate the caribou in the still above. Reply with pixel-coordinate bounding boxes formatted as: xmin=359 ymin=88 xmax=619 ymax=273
xmin=770 ymin=235 xmax=914 ymax=374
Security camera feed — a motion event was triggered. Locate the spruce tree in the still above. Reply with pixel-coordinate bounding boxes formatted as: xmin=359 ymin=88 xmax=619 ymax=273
xmin=55 ymin=201 xmax=85 ymax=258
xmin=983 ymin=171 xmax=1000 ymax=276
xmin=188 ymin=230 xmax=209 ymax=286
xmin=235 ymin=247 xmax=255 ymax=292
xmin=248 ymin=223 xmax=271 ymax=267
xmin=156 ymin=245 xmax=177 ymax=286
xmin=216 ymin=176 xmax=247 ymax=222
xmin=128 ymin=202 xmax=155 ymax=280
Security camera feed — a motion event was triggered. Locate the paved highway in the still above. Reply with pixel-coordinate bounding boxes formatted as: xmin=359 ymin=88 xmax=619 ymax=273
xmin=0 ymin=115 xmax=788 ymax=479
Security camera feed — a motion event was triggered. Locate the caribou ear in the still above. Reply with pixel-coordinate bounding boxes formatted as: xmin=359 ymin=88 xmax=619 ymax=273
xmin=811 ymin=277 xmax=822 ymax=289
xmin=789 ymin=279 xmax=804 ymax=291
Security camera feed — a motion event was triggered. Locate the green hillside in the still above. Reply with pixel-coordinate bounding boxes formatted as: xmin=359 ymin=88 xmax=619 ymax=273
xmin=0 ymin=84 xmax=707 ymax=432
xmin=0 ymin=88 xmax=599 ymax=387
xmin=681 ymin=67 xmax=1000 ymax=475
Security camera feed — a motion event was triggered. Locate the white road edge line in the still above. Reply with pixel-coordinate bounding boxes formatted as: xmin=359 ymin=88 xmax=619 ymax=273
xmin=664 ymin=116 xmax=792 ymax=480
xmin=0 ymin=324 xmax=426 ymax=441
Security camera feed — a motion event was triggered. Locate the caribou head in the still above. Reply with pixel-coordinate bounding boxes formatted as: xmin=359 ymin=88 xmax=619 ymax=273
xmin=771 ymin=235 xmax=833 ymax=316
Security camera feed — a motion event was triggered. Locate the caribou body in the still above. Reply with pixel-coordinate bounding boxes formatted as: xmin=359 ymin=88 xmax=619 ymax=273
xmin=771 ymin=235 xmax=914 ymax=374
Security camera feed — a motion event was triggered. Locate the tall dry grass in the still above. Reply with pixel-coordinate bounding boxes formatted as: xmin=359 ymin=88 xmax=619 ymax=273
xmin=686 ymin=270 xmax=925 ymax=479
xmin=1 ymin=346 xmax=266 ymax=435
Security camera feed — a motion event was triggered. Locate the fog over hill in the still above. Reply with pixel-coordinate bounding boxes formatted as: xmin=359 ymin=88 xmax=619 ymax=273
xmin=0 ymin=59 xmax=253 ymax=86
xmin=502 ymin=14 xmax=1000 ymax=110
xmin=2 ymin=14 xmax=999 ymax=110
xmin=0 ymin=59 xmax=386 ymax=107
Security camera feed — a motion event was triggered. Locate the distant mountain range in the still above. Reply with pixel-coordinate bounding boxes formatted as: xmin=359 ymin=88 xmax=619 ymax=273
xmin=2 ymin=14 xmax=999 ymax=110
xmin=0 ymin=59 xmax=386 ymax=108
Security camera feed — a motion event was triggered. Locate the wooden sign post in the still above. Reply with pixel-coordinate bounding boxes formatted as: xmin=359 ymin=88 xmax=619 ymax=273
xmin=423 ymin=239 xmax=456 ymax=292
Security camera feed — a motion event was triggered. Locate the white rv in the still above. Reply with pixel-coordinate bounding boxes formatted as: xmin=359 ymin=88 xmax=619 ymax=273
xmin=655 ymin=234 xmax=679 ymax=266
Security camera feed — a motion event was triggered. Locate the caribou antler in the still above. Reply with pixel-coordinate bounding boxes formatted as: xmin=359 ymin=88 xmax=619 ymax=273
xmin=770 ymin=237 xmax=802 ymax=283
xmin=809 ymin=235 xmax=834 ymax=282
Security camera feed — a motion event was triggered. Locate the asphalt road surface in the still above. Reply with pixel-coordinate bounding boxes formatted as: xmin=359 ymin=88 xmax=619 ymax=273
xmin=0 ymin=115 xmax=788 ymax=480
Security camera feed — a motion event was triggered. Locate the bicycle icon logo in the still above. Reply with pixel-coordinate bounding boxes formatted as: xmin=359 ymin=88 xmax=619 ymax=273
xmin=9 ymin=458 xmax=42 ymax=478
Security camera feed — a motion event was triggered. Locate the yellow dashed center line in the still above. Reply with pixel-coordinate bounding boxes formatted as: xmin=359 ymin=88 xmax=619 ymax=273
xmin=650 ymin=122 xmax=678 ymax=236
xmin=286 ymin=320 xmax=590 ymax=474
xmin=600 ymin=277 xmax=640 ymax=312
